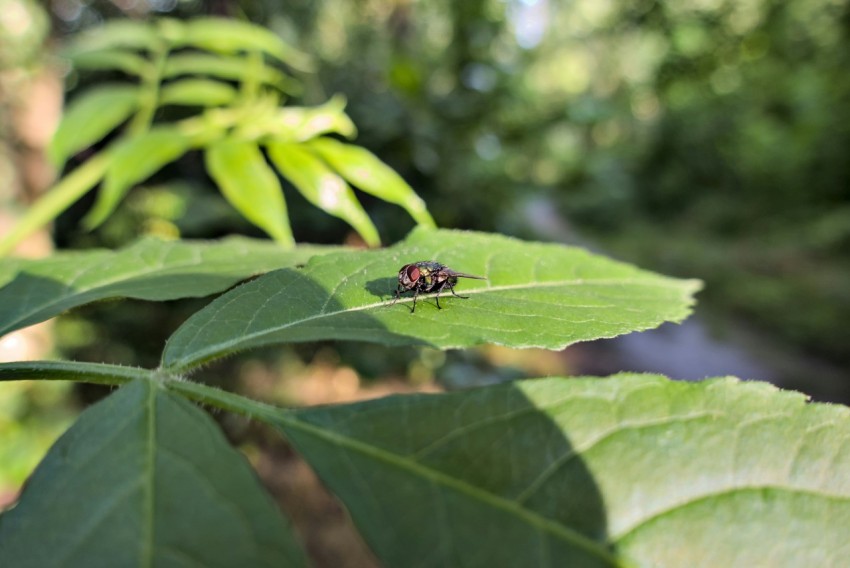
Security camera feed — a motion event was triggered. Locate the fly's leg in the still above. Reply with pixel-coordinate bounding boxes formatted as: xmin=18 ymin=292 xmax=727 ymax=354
xmin=410 ymin=288 xmax=419 ymax=313
xmin=446 ymin=279 xmax=469 ymax=300
xmin=389 ymin=285 xmax=404 ymax=307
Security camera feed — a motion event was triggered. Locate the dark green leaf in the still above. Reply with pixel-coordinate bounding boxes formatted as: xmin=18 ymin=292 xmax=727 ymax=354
xmin=0 ymin=236 xmax=339 ymax=336
xmin=0 ymin=379 xmax=306 ymax=568
xmin=83 ymin=127 xmax=193 ymax=229
xmin=159 ymin=78 xmax=238 ymax=106
xmin=161 ymin=228 xmax=701 ymax=370
xmin=48 ymin=85 xmax=140 ymax=166
xmin=276 ymin=374 xmax=850 ymax=568
xmin=177 ymin=18 xmax=312 ymax=71
xmin=204 ymin=140 xmax=294 ymax=245
xmin=267 ymin=141 xmax=380 ymax=246
xmin=309 ymin=137 xmax=435 ymax=227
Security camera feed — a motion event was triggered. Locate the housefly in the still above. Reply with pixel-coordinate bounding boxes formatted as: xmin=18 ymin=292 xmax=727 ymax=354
xmin=390 ymin=261 xmax=486 ymax=313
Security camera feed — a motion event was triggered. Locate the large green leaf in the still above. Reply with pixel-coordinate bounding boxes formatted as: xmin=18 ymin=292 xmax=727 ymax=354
xmin=83 ymin=126 xmax=193 ymax=229
xmin=161 ymin=228 xmax=701 ymax=370
xmin=276 ymin=374 xmax=850 ymax=567
xmin=0 ymin=237 xmax=340 ymax=336
xmin=48 ymin=85 xmax=141 ymax=166
xmin=2 ymin=364 xmax=846 ymax=567
xmin=0 ymin=379 xmax=305 ymax=568
xmin=204 ymin=140 xmax=294 ymax=245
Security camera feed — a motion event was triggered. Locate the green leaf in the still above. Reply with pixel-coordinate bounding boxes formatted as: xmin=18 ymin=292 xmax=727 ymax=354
xmin=162 ymin=53 xmax=301 ymax=94
xmin=309 ymin=137 xmax=435 ymax=227
xmin=177 ymin=18 xmax=312 ymax=72
xmin=204 ymin=140 xmax=294 ymax=245
xmin=159 ymin=78 xmax=238 ymax=106
xmin=267 ymin=141 xmax=380 ymax=246
xmin=161 ymin=228 xmax=701 ymax=370
xmin=0 ymin=236 xmax=340 ymax=336
xmin=0 ymin=379 xmax=306 ymax=568
xmin=67 ymin=49 xmax=151 ymax=77
xmin=48 ymin=85 xmax=141 ymax=166
xmin=66 ymin=19 xmax=159 ymax=52
xmin=268 ymin=95 xmax=356 ymax=141
xmin=83 ymin=127 xmax=193 ymax=229
xmin=276 ymin=374 xmax=850 ymax=568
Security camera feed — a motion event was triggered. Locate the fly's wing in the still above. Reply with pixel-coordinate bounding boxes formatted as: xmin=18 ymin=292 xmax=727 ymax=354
xmin=444 ymin=269 xmax=486 ymax=280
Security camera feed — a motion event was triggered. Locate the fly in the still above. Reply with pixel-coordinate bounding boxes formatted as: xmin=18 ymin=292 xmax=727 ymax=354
xmin=390 ymin=261 xmax=486 ymax=313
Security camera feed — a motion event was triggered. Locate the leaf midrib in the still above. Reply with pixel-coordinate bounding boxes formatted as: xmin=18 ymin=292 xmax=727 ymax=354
xmin=164 ymin=276 xmax=698 ymax=370
xmin=277 ymin=414 xmax=625 ymax=567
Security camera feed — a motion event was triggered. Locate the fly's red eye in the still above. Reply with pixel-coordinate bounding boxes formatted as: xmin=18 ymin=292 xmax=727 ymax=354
xmin=406 ymin=265 xmax=420 ymax=281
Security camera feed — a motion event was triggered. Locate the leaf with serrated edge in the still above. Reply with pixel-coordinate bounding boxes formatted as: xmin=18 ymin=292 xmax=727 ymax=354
xmin=0 ymin=379 xmax=306 ymax=568
xmin=0 ymin=237 xmax=340 ymax=336
xmin=275 ymin=374 xmax=850 ymax=568
xmin=162 ymin=228 xmax=701 ymax=370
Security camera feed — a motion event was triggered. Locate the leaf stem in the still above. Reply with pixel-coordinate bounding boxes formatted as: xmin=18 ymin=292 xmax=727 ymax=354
xmin=0 ymin=151 xmax=113 ymax=257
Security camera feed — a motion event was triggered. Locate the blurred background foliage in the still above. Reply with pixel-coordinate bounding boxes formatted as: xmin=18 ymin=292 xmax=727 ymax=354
xmin=2 ymin=0 xmax=849 ymax=551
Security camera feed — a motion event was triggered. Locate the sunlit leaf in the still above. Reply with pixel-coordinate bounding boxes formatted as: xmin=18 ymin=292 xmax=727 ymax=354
xmin=309 ymin=137 xmax=435 ymax=227
xmin=0 ymin=237 xmax=339 ymax=336
xmin=267 ymin=141 xmax=380 ymax=246
xmin=159 ymin=78 xmax=238 ymax=107
xmin=0 ymin=379 xmax=306 ymax=568
xmin=48 ymin=85 xmax=140 ymax=166
xmin=161 ymin=228 xmax=700 ymax=370
xmin=83 ymin=127 xmax=193 ymax=229
xmin=161 ymin=53 xmax=301 ymax=94
xmin=177 ymin=18 xmax=312 ymax=71
xmin=204 ymin=140 xmax=294 ymax=246
xmin=275 ymin=374 xmax=850 ymax=567
xmin=268 ymin=95 xmax=356 ymax=141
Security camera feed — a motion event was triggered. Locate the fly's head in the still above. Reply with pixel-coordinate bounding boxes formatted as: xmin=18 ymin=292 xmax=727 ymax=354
xmin=397 ymin=263 xmax=422 ymax=292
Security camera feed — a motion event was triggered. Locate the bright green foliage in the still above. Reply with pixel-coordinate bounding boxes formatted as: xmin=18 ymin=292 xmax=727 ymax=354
xmin=204 ymin=140 xmax=294 ymax=246
xmin=0 ymin=379 xmax=306 ymax=568
xmin=161 ymin=228 xmax=701 ymax=370
xmin=267 ymin=141 xmax=380 ymax=246
xmin=0 ymin=17 xmax=434 ymax=256
xmin=83 ymin=126 xmax=193 ymax=229
xmin=47 ymin=85 xmax=140 ymax=167
xmin=0 ymin=237 xmax=339 ymax=336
